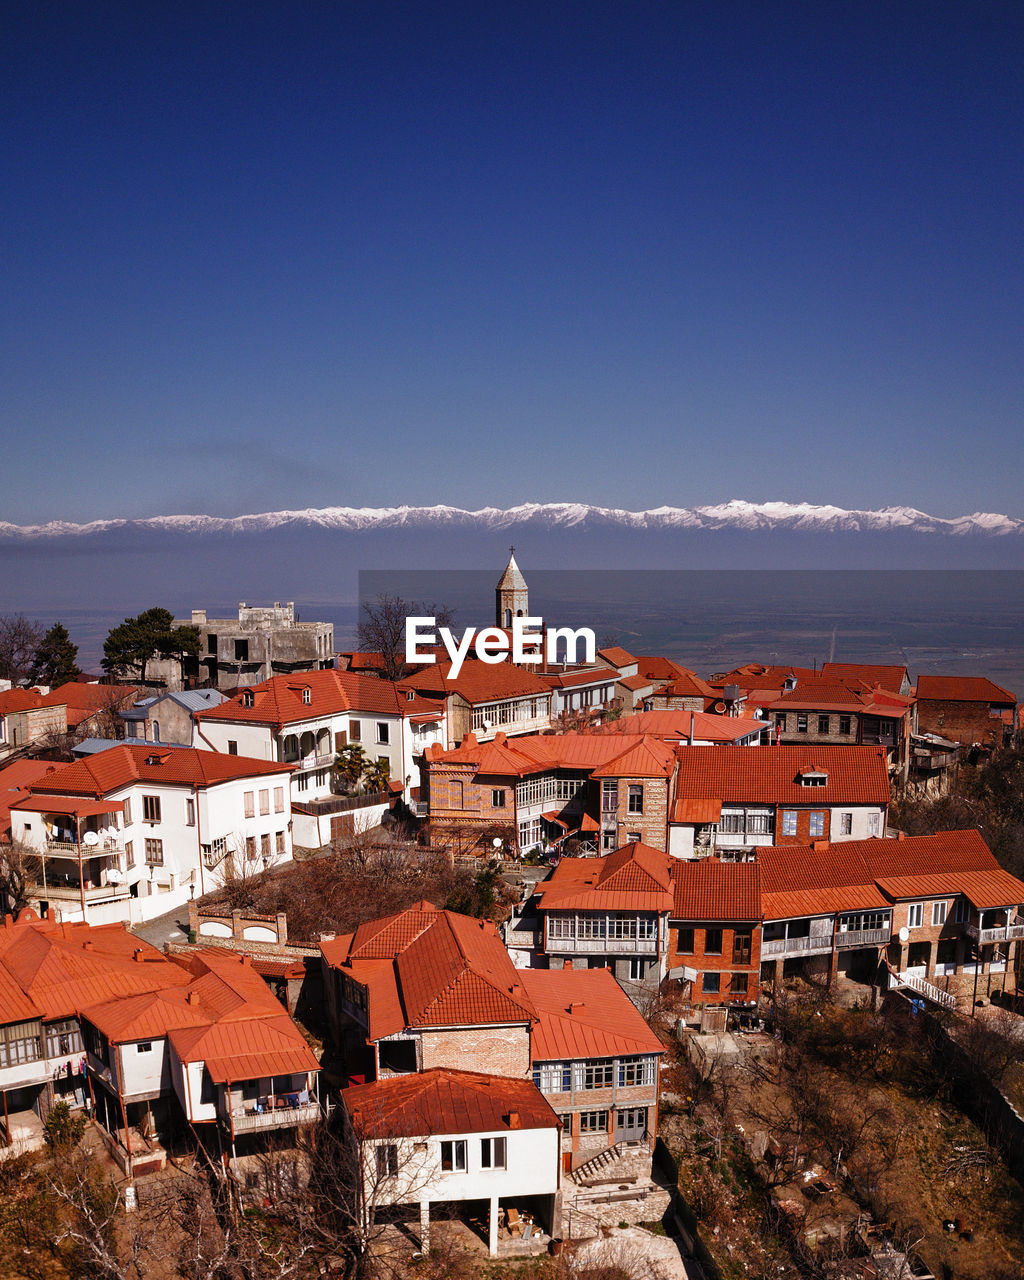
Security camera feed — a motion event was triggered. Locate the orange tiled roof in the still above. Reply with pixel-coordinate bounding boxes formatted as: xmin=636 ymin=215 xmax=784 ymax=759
xmin=345 ymin=1068 xmax=558 ymax=1139
xmin=915 ymin=676 xmax=1016 ymax=705
xmin=671 ymin=859 xmax=761 ymax=921
xmin=321 ymin=905 xmax=536 ymax=1039
xmin=427 ymin=730 xmax=676 ymax=781
xmin=533 ymin=843 xmax=674 ymax=913
xmin=617 ymin=674 xmax=655 ymax=692
xmin=671 ymin=745 xmax=890 ymax=815
xmin=22 ymin=744 xmax=290 ymax=798
xmin=0 ymin=915 xmax=188 ymax=1022
xmin=169 ymin=1014 xmax=319 ymax=1082
xmin=635 ymin=656 xmax=688 ymax=683
xmin=596 ymin=646 xmax=638 ymax=669
xmin=400 ymin=661 xmax=552 ymax=704
xmin=0 ymin=688 xmax=45 ymax=715
xmin=0 ymin=758 xmax=55 ymax=838
xmin=655 ymin=670 xmax=717 ymax=700
xmin=589 ymin=709 xmax=763 ymax=743
xmin=820 ymin=663 xmax=909 ymax=692
xmin=520 ymin=968 xmax=664 ymax=1062
xmin=198 ymin=668 xmax=440 ymax=728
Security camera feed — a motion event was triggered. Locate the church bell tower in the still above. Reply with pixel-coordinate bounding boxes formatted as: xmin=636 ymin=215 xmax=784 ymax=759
xmin=495 ymin=547 xmax=529 ymax=628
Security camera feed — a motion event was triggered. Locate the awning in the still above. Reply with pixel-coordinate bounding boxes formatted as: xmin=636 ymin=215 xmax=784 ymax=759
xmin=579 ymin=814 xmax=600 ymax=833
xmin=542 ymin=811 xmax=570 ymax=831
xmin=409 ymin=712 xmax=443 ymax=723
xmin=11 ymin=795 xmax=124 ymax=818
xmin=673 ymin=798 xmax=722 ymax=824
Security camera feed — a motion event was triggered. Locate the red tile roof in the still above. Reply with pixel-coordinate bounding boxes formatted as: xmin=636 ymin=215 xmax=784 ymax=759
xmin=820 ymin=663 xmax=909 ymax=692
xmin=533 ymin=843 xmax=674 ymax=913
xmin=0 ymin=914 xmax=188 ymax=1022
xmin=36 ymin=683 xmax=140 ymax=728
xmin=596 ymin=647 xmax=638 ymax=669
xmin=542 ymin=668 xmax=617 ymax=690
xmin=400 ymin=660 xmax=552 ymax=704
xmin=635 ymin=657 xmax=688 ymax=683
xmin=758 ymin=830 xmax=1024 ymax=919
xmin=655 ymin=670 xmax=717 ymax=700
xmin=22 ymin=744 xmax=290 ymax=798
xmin=671 ymin=859 xmax=761 ymax=921
xmin=915 ymin=676 xmax=1016 ymax=705
xmin=671 ymin=745 xmax=890 ymax=815
xmin=0 ymin=758 xmax=54 ymax=838
xmin=198 ymin=668 xmax=440 ymax=728
xmin=617 ymin=674 xmax=655 ymax=692
xmin=344 ymin=1068 xmax=559 ymax=1139
xmin=590 ymin=709 xmax=763 ymax=744
xmin=169 ymin=1014 xmax=319 ymax=1082
xmin=321 ymin=904 xmax=536 ymax=1039
xmin=427 ymin=730 xmax=676 ymax=781
xmin=519 ymin=968 xmax=664 ymax=1062
xmin=0 ymin=688 xmax=45 ymax=715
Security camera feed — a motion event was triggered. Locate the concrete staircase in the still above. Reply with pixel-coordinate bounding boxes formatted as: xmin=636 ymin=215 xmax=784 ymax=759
xmin=571 ymin=1138 xmax=651 ymax=1186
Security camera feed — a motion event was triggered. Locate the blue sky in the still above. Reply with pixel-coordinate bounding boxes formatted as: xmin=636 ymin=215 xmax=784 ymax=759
xmin=3 ymin=1 xmax=1023 ymax=524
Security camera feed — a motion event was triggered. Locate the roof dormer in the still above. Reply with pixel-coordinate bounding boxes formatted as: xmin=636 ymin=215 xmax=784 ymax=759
xmin=241 ymin=690 xmax=254 ymax=708
xmin=302 ymin=687 xmax=311 ymax=705
xmin=797 ymin=767 xmax=828 ymax=787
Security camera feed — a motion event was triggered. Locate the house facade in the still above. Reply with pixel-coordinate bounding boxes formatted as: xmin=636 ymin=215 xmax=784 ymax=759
xmin=915 ymin=676 xmax=1017 ymax=750
xmin=666 ymin=859 xmax=762 ymax=1012
xmin=171 ymin=602 xmax=335 ymax=691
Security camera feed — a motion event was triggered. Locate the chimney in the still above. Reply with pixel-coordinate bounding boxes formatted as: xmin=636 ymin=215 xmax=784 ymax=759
xmin=507 ymin=1110 xmax=522 ymax=1130
xmin=567 ymin=1000 xmax=584 ymax=1014
xmin=240 ymin=954 xmax=251 ymax=966
xmin=562 ymin=959 xmax=573 ymax=970
xmin=811 ymin=840 xmax=829 ymax=852
xmin=82 ymin=940 xmax=93 ymax=950
xmin=897 ymin=830 xmax=905 ymax=840
xmin=3 ymin=914 xmax=12 ymax=930
xmin=133 ymin=948 xmax=144 ymax=962
xmin=187 ymin=991 xmax=200 ymax=1006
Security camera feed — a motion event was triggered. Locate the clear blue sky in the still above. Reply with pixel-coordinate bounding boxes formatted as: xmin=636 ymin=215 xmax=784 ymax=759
xmin=3 ymin=1 xmax=1022 ymax=524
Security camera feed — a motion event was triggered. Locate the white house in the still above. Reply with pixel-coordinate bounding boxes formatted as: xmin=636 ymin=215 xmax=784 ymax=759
xmin=343 ymin=1068 xmax=562 ymax=1255
xmin=10 ymin=745 xmax=295 ymax=924
xmin=194 ymin=669 xmax=446 ymax=805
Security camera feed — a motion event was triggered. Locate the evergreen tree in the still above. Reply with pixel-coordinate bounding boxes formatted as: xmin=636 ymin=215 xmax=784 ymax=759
xmin=28 ymin=622 xmax=81 ymax=686
xmin=101 ymin=608 xmax=200 ymax=682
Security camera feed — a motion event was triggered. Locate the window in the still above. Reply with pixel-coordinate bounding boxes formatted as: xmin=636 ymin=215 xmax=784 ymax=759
xmin=276 ymin=831 xmax=285 ymax=854
xmin=376 ymin=1144 xmax=398 ymax=1179
xmin=137 ymin=1041 xmax=152 ymax=1054
xmin=376 ymin=722 xmax=390 ymax=745
xmin=234 ymin=639 xmax=248 ymax=661
xmin=241 ymin=690 xmax=254 ymax=708
xmin=601 ymin=780 xmax=618 ymax=812
xmin=809 ymin=811 xmax=825 ymax=838
xmin=775 ymin=712 xmax=786 ymax=730
xmin=186 ymin=798 xmax=195 ymax=827
xmin=228 ymin=740 xmax=238 ymax=755
xmin=729 ymin=973 xmax=749 ymax=995
xmin=627 ymin=832 xmax=641 ymax=843
xmin=719 ymin=810 xmax=743 ymax=834
xmin=152 ymin=720 xmax=160 ymax=741
xmin=480 ymin=1136 xmax=506 ymax=1170
xmin=246 ymin=836 xmax=256 ymax=860
xmin=676 ymin=927 xmax=694 ymax=954
xmin=123 ymin=798 xmax=132 ymax=824
xmin=491 ymin=789 xmax=506 ymax=808
xmin=302 ymin=687 xmax=311 ymax=705
xmin=142 ymin=795 xmax=161 ymax=823
xmin=781 ymin=810 xmax=797 ymax=837
xmin=704 ymin=928 xmax=722 ymax=955
xmin=349 ymin=719 xmax=361 ymax=742
xmin=125 ymin=840 xmax=135 ymax=868
xmin=746 ymin=811 xmax=773 ymax=836
xmin=953 ymin=897 xmax=970 ymax=924
xmin=732 ymin=932 xmax=752 ymax=963
xmin=817 ymin=715 xmax=830 ymax=734
xmin=440 ymin=1140 xmax=466 ymax=1172
xmin=908 ymin=902 xmax=924 ymax=929
xmin=618 ymin=1057 xmax=655 ymax=1087
xmin=627 ymin=784 xmax=644 ymax=814
xmin=407 ymin=690 xmax=415 ymax=701
xmin=261 ymin=833 xmax=271 ymax=861
xmin=932 ymin=901 xmax=948 ymax=926
xmin=797 ymin=713 xmax=808 ymax=733
xmin=579 ymin=1110 xmax=608 ymax=1134
xmin=244 ymin=791 xmax=255 ymax=818
xmin=799 ymin=772 xmax=827 ymax=787
xmin=702 ymin=972 xmax=721 ymax=994
xmin=144 ymin=839 xmax=163 ymax=866
xmin=602 ymin=830 xmax=616 ymax=850
xmin=840 ymin=812 xmax=853 ymax=835
xmin=867 ymin=812 xmax=881 ymax=836
xmin=259 ymin=789 xmax=270 ymax=816
xmin=533 ymin=1062 xmax=572 ymax=1093
xmin=628 ymin=958 xmax=649 ymax=981
xmin=582 ymin=1061 xmax=614 ymax=1089
xmin=274 ymin=786 xmax=284 ymax=813
xmin=839 ymin=715 xmax=852 ymax=735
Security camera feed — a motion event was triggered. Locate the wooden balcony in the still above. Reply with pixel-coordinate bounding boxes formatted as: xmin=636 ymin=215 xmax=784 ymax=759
xmin=965 ymin=921 xmax=1024 ymax=944
xmin=227 ymin=1102 xmax=322 ymax=1134
xmin=545 ymin=936 xmax=658 ymax=955
xmin=836 ymin=927 xmax=891 ymax=949
xmin=761 ymin=934 xmax=832 ymax=959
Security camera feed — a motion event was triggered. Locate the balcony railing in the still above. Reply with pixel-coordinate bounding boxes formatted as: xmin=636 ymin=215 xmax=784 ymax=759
xmin=965 ymin=921 xmax=1024 ymax=944
xmin=761 ymin=934 xmax=832 ymax=958
xmin=836 ymin=927 xmax=891 ymax=949
xmin=37 ymin=882 xmax=131 ymax=902
xmin=545 ymin=935 xmax=658 ymax=955
xmin=228 ymin=1102 xmax=322 ymax=1134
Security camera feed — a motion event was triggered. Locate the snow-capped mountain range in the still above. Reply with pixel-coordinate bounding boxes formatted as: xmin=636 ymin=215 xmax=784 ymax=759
xmin=1 ymin=500 xmax=1022 ymax=540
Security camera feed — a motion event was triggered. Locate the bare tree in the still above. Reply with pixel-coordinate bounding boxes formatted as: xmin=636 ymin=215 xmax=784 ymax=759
xmin=0 ymin=840 xmax=40 ymax=917
xmin=0 ymin=614 xmax=45 ymax=684
xmin=357 ymin=594 xmax=455 ymax=682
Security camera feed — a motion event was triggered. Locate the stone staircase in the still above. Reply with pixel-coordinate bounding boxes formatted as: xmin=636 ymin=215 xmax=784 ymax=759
xmin=571 ymin=1138 xmax=651 ymax=1186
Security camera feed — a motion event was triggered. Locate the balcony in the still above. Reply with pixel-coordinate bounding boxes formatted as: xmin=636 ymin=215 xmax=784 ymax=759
xmin=36 ymin=881 xmax=131 ymax=904
xmin=836 ymin=927 xmax=891 ymax=949
xmin=545 ymin=935 xmax=659 ymax=955
xmin=965 ymin=921 xmax=1024 ymax=944
xmin=761 ymin=934 xmax=832 ymax=959
xmin=228 ymin=1102 xmax=322 ymax=1134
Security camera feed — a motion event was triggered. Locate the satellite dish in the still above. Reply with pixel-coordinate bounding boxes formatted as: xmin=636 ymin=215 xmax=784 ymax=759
xmin=482 ymin=720 xmax=492 ymax=731
xmin=492 ymin=837 xmax=503 ymax=848
xmin=898 ymin=926 xmax=910 ymax=944
xmin=106 ymin=869 xmax=122 ymax=884
xmin=82 ymin=831 xmax=100 ymax=847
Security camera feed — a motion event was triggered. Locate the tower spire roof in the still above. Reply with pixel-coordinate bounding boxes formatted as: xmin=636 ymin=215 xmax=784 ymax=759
xmin=495 ymin=548 xmax=527 ymax=592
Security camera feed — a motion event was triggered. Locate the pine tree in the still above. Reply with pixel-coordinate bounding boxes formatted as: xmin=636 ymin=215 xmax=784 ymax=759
xmin=29 ymin=622 xmax=81 ymax=686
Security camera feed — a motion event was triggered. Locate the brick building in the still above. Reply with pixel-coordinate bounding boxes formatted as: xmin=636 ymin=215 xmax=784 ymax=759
xmin=914 ymin=675 xmax=1017 ymax=750
xmin=666 ymin=859 xmax=761 ymax=1013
